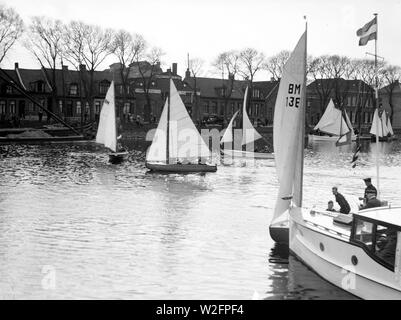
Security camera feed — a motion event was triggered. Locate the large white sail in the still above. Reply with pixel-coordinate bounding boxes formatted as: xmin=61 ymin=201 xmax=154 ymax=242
xmin=272 ymin=31 xmax=307 ymax=222
xmin=313 ymin=99 xmax=350 ymax=136
xmin=96 ymin=81 xmax=117 ymax=152
xmin=146 ymin=99 xmax=168 ymax=163
xmin=242 ymin=86 xmax=263 ymax=146
xmin=386 ymin=112 xmax=394 ymax=136
xmin=221 ymin=110 xmax=239 ymax=144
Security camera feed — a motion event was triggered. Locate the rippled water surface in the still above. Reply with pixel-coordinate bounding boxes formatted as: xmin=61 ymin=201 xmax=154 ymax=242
xmin=1 ymin=140 xmax=401 ymax=299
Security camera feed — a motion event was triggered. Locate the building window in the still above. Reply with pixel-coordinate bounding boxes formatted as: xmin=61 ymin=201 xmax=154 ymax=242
xmin=6 ymin=86 xmax=12 ymax=94
xmin=37 ymin=81 xmax=44 ymax=93
xmin=59 ymin=100 xmax=63 ymax=114
xmin=231 ymin=102 xmax=235 ymax=115
xmin=255 ymin=104 xmax=260 ymax=116
xmin=211 ymin=101 xmax=217 ymax=114
xmin=252 ymin=89 xmax=260 ymax=99
xmin=99 ymin=81 xmax=111 ymax=95
xmin=76 ymin=101 xmax=81 ymax=115
xmin=123 ymin=103 xmax=130 ymax=114
xmin=0 ymin=100 xmax=5 ymax=114
xmin=95 ymin=102 xmax=101 ymax=114
xmin=69 ymin=84 xmax=78 ymax=96
xmin=9 ymin=101 xmax=16 ymax=114
xmin=204 ymin=101 xmax=210 ymax=113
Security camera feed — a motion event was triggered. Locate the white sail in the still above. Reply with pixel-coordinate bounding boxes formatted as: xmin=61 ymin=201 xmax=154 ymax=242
xmin=313 ymin=99 xmax=350 ymax=136
xmin=242 ymin=86 xmax=263 ymax=146
xmin=386 ymin=113 xmax=394 ymax=136
xmin=343 ymin=109 xmax=355 ymax=135
xmin=146 ymin=99 xmax=168 ymax=163
xmin=221 ymin=110 xmax=239 ymax=144
xmin=381 ymin=110 xmax=391 ymax=136
xmin=370 ymin=109 xmax=390 ymax=137
xmin=273 ymin=31 xmax=307 ymax=222
xmin=96 ymin=81 xmax=117 ymax=152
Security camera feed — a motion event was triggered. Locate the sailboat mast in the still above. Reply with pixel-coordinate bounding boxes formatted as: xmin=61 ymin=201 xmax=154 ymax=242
xmin=299 ymin=18 xmax=308 ymax=206
xmin=166 ymin=78 xmax=171 ymax=164
xmin=374 ymin=13 xmax=380 ymax=199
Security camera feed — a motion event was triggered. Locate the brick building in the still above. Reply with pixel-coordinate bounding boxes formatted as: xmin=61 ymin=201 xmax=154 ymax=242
xmin=380 ymin=80 xmax=401 ymax=129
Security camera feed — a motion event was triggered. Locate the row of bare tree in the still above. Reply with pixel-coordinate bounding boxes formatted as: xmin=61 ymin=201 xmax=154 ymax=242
xmin=0 ymin=4 xmax=400 ymax=123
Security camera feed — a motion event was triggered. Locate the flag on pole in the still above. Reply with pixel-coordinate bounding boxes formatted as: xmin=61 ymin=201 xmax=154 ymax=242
xmin=356 ymin=16 xmax=377 ymax=46
xmin=351 ymin=144 xmax=361 ymax=168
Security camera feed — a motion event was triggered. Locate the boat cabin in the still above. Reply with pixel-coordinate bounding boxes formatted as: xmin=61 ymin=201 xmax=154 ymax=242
xmin=350 ymin=207 xmax=401 ymax=271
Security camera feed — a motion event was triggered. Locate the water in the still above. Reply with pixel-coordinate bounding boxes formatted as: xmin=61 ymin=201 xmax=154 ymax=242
xmin=0 ymin=140 xmax=401 ymax=299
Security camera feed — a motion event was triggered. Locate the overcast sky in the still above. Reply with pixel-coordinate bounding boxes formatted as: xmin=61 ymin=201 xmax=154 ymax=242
xmin=1 ymin=0 xmax=401 ymax=80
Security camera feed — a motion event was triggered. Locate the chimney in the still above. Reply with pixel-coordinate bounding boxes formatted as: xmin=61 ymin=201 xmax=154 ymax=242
xmin=185 ymin=68 xmax=191 ymax=79
xmin=62 ymin=65 xmax=68 ymax=71
xmin=172 ymin=63 xmax=177 ymax=75
xmin=14 ymin=62 xmax=19 ymax=69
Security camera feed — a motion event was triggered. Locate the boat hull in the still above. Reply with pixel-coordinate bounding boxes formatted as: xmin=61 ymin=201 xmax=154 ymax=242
xmin=269 ymin=225 xmax=289 ymax=245
xmin=109 ymin=151 xmax=129 ymax=164
xmin=145 ymin=162 xmax=217 ymax=173
xmin=308 ymin=134 xmax=357 ymax=142
xmin=289 ymin=208 xmax=401 ymax=299
xmin=370 ymin=134 xmax=396 ymax=142
xmin=221 ymin=149 xmax=274 ymax=160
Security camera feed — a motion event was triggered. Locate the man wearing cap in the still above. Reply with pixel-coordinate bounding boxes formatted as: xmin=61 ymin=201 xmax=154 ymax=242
xmin=332 ymin=187 xmax=351 ymax=214
xmin=359 ymin=178 xmax=378 ymax=206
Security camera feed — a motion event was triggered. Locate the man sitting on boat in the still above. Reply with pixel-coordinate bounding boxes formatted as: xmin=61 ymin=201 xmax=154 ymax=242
xmin=359 ymin=193 xmax=382 ymax=210
xmin=326 ymin=200 xmax=337 ymax=212
xmin=359 ymin=178 xmax=378 ymax=207
xmin=332 ymin=187 xmax=351 ymax=214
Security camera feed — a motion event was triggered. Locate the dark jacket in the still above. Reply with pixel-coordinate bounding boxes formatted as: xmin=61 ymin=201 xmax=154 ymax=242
xmin=335 ymin=193 xmax=351 ymax=214
xmin=364 ymin=185 xmax=377 ymax=200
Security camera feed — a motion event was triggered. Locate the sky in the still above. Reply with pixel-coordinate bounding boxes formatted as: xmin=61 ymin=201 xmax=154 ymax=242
xmin=1 ymin=0 xmax=401 ymax=80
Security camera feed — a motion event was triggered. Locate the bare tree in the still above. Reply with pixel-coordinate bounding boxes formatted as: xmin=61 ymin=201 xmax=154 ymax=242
xmin=25 ymin=17 xmax=64 ymax=114
xmin=111 ymin=30 xmax=145 ymax=119
xmin=264 ymin=50 xmax=290 ymax=81
xmin=308 ymin=55 xmax=333 ymax=114
xmin=136 ymin=46 xmax=164 ymax=122
xmin=381 ymin=64 xmax=401 ymax=123
xmin=187 ymin=57 xmax=204 ymax=124
xmin=0 ymin=5 xmax=24 ymax=65
xmin=63 ymin=21 xmax=114 ymax=120
xmin=212 ymin=51 xmax=241 ymax=120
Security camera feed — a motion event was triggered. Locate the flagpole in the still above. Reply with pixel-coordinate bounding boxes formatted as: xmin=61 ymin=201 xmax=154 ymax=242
xmin=374 ymin=13 xmax=380 ymax=199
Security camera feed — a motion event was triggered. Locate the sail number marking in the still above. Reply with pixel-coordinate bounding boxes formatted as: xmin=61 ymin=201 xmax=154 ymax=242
xmin=286 ymin=83 xmax=301 ymax=108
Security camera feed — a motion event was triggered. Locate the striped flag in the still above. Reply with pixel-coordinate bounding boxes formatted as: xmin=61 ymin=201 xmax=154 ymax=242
xmin=351 ymin=144 xmax=361 ymax=168
xmin=357 ymin=17 xmax=377 ymax=46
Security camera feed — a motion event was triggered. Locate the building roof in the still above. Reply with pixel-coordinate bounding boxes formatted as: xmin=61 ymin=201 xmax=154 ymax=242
xmin=308 ymin=78 xmax=374 ymax=93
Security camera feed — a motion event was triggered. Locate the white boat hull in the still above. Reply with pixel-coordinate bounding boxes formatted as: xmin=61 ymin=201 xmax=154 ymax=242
xmin=308 ymin=134 xmax=357 ymax=142
xmin=221 ymin=149 xmax=274 ymax=160
xmin=145 ymin=162 xmax=217 ymax=173
xmin=289 ymin=208 xmax=401 ymax=299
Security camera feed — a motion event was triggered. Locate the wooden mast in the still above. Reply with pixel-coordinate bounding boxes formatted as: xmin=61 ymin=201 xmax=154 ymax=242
xmin=166 ymin=77 xmax=171 ymax=164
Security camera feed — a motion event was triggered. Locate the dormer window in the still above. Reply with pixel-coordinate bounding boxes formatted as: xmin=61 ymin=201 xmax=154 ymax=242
xmin=69 ymin=83 xmax=78 ymax=96
xmin=252 ymin=89 xmax=260 ymax=99
xmin=5 ymin=86 xmax=12 ymax=94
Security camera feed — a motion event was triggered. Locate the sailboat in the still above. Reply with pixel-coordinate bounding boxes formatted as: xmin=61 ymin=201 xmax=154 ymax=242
xmin=145 ymin=79 xmax=217 ymax=173
xmin=308 ymin=99 xmax=357 ymax=143
xmin=273 ymin=29 xmax=401 ymax=299
xmin=370 ymin=108 xmax=395 ymax=142
xmin=220 ymin=87 xmax=274 ymax=160
xmin=96 ymin=80 xmax=128 ymax=163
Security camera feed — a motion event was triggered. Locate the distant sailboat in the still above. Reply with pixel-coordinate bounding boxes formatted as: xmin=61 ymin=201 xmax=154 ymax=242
xmin=309 ymin=99 xmax=357 ymax=143
xmin=370 ymin=108 xmax=395 ymax=142
xmin=145 ymin=79 xmax=217 ymax=173
xmin=96 ymin=81 xmax=128 ymax=163
xmin=220 ymin=87 xmax=273 ymax=160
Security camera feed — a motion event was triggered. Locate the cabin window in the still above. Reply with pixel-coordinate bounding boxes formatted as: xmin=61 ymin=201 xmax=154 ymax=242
xmin=375 ymin=225 xmax=397 ymax=268
xmin=0 ymin=100 xmax=6 ymax=114
xmin=354 ymin=219 xmax=374 ymax=250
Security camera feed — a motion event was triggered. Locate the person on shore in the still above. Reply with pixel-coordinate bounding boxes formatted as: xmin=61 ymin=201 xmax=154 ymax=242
xmin=332 ymin=187 xmax=351 ymax=214
xmin=359 ymin=177 xmax=378 ymax=207
xmin=327 ymin=200 xmax=337 ymax=212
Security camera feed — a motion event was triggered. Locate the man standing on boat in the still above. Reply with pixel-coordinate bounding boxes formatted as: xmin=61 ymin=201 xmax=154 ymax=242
xmin=359 ymin=178 xmax=378 ymax=205
xmin=332 ymin=187 xmax=351 ymax=214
